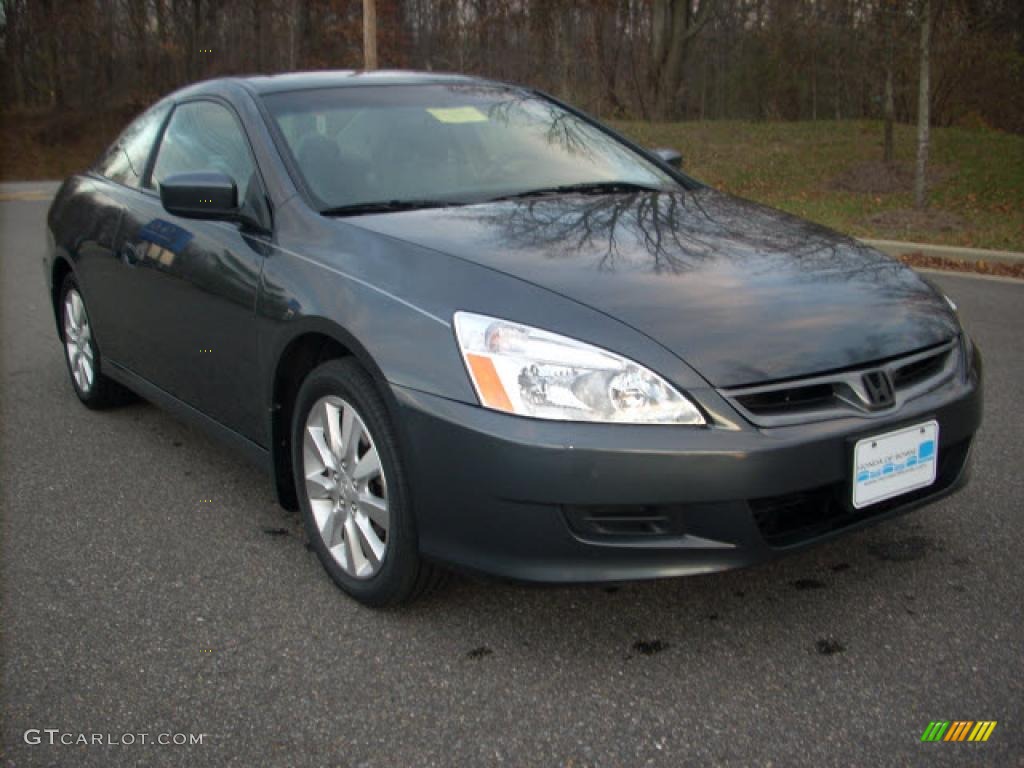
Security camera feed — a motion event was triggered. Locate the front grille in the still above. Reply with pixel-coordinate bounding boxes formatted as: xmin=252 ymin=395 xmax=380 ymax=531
xmin=751 ymin=438 xmax=970 ymax=547
xmin=563 ymin=504 xmax=686 ymax=540
xmin=723 ymin=339 xmax=959 ymax=427
xmin=735 ymin=383 xmax=835 ymax=416
xmin=893 ymin=347 xmax=951 ymax=388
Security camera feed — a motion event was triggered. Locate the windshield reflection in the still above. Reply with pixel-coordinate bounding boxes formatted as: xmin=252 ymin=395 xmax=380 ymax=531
xmin=263 ymin=84 xmax=679 ymax=210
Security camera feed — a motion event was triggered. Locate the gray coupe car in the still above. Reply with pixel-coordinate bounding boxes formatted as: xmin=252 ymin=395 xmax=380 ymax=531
xmin=45 ymin=71 xmax=982 ymax=605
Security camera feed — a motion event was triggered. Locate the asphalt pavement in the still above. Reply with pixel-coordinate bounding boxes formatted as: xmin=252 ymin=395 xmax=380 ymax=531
xmin=2 ymin=193 xmax=1022 ymax=767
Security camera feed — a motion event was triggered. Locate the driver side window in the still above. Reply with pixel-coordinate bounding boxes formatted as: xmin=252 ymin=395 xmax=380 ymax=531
xmin=150 ymin=101 xmax=256 ymax=202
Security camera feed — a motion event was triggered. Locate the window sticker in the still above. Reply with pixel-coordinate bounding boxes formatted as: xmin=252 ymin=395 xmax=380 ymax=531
xmin=426 ymin=107 xmax=488 ymax=124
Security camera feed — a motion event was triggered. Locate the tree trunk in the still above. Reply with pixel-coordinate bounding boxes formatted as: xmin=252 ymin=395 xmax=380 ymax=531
xmin=190 ymin=0 xmax=202 ymax=81
xmin=41 ymin=0 xmax=63 ymax=107
xmin=914 ymin=0 xmax=931 ymax=210
xmin=288 ymin=0 xmax=297 ymax=70
xmin=105 ymin=0 xmax=116 ymax=91
xmin=883 ymin=1 xmax=895 ymax=165
xmin=810 ymin=35 xmax=817 ymax=119
xmin=298 ymin=0 xmax=312 ymax=69
xmin=832 ymin=0 xmax=845 ymax=121
xmin=129 ymin=0 xmax=149 ymax=93
xmin=649 ymin=0 xmax=715 ymax=120
xmin=884 ymin=66 xmax=895 ymax=165
xmin=700 ymin=48 xmax=707 ymax=120
xmin=253 ymin=0 xmax=263 ymax=71
xmin=6 ymin=0 xmax=26 ymax=106
xmin=364 ymin=0 xmax=379 ymax=70
xmin=154 ymin=0 xmax=167 ymax=91
xmin=832 ymin=43 xmax=841 ymax=120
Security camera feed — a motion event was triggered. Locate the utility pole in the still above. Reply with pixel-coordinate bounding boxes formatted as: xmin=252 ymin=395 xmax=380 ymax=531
xmin=363 ymin=0 xmax=378 ymax=70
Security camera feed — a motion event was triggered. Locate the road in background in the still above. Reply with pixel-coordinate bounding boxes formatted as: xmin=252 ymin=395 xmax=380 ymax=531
xmin=2 ymin=195 xmax=1022 ymax=767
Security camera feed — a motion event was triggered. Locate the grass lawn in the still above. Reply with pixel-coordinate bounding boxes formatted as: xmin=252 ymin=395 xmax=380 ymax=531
xmin=613 ymin=120 xmax=1024 ymax=252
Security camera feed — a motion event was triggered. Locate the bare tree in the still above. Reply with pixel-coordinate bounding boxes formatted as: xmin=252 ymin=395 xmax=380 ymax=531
xmin=649 ymin=0 xmax=716 ymax=119
xmin=1 ymin=0 xmax=1021 ymax=135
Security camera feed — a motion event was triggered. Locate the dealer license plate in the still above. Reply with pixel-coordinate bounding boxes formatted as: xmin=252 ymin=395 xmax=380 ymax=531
xmin=852 ymin=421 xmax=939 ymax=509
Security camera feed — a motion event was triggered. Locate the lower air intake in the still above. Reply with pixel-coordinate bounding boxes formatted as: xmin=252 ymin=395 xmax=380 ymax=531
xmin=563 ymin=504 xmax=687 ymax=540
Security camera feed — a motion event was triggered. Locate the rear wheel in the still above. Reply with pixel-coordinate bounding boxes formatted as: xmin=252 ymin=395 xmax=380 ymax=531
xmin=291 ymin=358 xmax=443 ymax=606
xmin=59 ymin=274 xmax=124 ymax=408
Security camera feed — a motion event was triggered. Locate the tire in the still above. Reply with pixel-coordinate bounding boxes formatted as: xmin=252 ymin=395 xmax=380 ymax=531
xmin=59 ymin=273 xmax=127 ymax=409
xmin=291 ymin=358 xmax=443 ymax=607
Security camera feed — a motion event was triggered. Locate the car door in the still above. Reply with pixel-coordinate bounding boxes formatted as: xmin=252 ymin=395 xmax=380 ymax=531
xmin=114 ymin=98 xmax=269 ymax=443
xmin=80 ymin=103 xmax=172 ymax=366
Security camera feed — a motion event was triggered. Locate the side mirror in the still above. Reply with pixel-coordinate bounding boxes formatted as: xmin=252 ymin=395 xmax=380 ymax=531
xmin=160 ymin=171 xmax=270 ymax=234
xmin=651 ymin=147 xmax=683 ymax=169
xmin=160 ymin=171 xmax=239 ymax=220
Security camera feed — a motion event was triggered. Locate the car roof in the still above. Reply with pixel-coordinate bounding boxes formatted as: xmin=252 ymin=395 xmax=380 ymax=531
xmin=171 ymin=70 xmax=497 ymax=101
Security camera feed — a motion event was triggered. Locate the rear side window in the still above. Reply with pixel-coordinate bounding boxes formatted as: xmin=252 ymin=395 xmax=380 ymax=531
xmin=151 ymin=101 xmax=257 ymax=202
xmin=95 ymin=104 xmax=170 ymax=188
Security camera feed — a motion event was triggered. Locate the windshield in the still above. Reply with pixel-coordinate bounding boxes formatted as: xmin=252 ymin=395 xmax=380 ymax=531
xmin=262 ymin=84 xmax=681 ymax=211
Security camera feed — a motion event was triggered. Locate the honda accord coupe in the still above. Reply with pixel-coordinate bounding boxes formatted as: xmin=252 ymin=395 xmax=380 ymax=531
xmin=45 ymin=71 xmax=982 ymax=606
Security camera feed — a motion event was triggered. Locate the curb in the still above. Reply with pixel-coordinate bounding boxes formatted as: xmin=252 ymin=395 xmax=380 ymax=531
xmin=0 ymin=181 xmax=62 ymax=202
xmin=861 ymin=238 xmax=1024 ymax=266
xmin=915 ymin=268 xmax=1024 ymax=285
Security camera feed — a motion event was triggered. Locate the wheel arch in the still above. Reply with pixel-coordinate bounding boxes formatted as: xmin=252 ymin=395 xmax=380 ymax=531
xmin=50 ymin=255 xmax=75 ymax=339
xmin=267 ymin=318 xmax=406 ymax=511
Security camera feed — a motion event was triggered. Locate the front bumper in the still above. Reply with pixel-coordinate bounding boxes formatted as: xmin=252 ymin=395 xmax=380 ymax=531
xmin=393 ymin=354 xmax=982 ymax=583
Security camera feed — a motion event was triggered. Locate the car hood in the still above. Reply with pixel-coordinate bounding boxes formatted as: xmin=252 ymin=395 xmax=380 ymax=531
xmin=350 ymin=188 xmax=958 ymax=388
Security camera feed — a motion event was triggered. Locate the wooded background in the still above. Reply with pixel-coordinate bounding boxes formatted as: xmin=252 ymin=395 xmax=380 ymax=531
xmin=2 ymin=0 xmax=1022 ymax=132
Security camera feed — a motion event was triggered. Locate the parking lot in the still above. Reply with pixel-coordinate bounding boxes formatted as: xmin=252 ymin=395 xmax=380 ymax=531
xmin=2 ymin=192 xmax=1022 ymax=766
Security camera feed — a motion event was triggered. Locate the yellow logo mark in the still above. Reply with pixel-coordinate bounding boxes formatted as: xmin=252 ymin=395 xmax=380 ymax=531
xmin=962 ymin=721 xmax=997 ymax=742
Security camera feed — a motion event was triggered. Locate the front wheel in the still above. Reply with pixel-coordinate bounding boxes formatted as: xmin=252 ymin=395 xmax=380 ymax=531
xmin=291 ymin=358 xmax=443 ymax=606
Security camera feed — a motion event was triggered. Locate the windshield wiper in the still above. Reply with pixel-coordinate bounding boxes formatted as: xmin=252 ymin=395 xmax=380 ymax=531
xmin=487 ymin=181 xmax=663 ymax=202
xmin=320 ymin=199 xmax=466 ymax=217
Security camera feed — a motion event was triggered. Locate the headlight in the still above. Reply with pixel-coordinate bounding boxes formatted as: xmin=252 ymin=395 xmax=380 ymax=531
xmin=453 ymin=312 xmax=705 ymax=425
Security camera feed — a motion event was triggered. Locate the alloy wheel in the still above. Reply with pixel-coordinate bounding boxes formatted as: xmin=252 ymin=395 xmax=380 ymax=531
xmin=302 ymin=395 xmax=390 ymax=579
